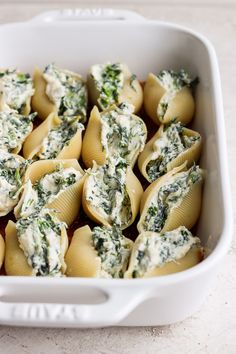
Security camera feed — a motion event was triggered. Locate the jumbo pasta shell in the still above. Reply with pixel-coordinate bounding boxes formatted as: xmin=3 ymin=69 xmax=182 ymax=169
xmin=4 ymin=219 xmax=68 ymax=276
xmin=0 ymin=233 xmax=5 ymax=270
xmin=23 ymin=113 xmax=83 ymax=160
xmin=87 ymin=63 xmax=143 ymax=113
xmin=14 ymin=159 xmax=85 ymax=226
xmin=125 ymin=230 xmax=203 ymax=278
xmin=31 ymin=67 xmax=57 ymax=120
xmin=82 ymin=105 xmax=147 ymax=168
xmin=82 ymin=164 xmax=143 ymax=230
xmin=138 ymin=163 xmax=204 ymax=233
xmin=81 ymin=106 xmax=106 ymax=168
xmin=144 ymin=73 xmax=195 ymax=125
xmin=162 ymin=178 xmax=203 ymax=232
xmin=165 ymin=128 xmax=201 ymax=171
xmin=65 ymin=225 xmax=101 ymax=277
xmin=138 ymin=125 xmax=202 ymax=183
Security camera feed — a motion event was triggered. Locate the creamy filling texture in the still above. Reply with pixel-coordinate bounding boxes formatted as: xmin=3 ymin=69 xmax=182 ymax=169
xmin=92 ymin=225 xmax=132 ymax=278
xmin=37 ymin=116 xmax=84 ymax=159
xmin=90 ymin=63 xmax=124 ymax=109
xmin=16 ymin=209 xmax=64 ymax=276
xmin=18 ymin=166 xmax=83 ymax=218
xmin=156 ymin=69 xmax=194 ymax=120
xmin=143 ymin=165 xmax=203 ymax=232
xmin=0 ymin=69 xmax=34 ymax=113
xmin=130 ymin=226 xmax=200 ymax=278
xmin=100 ymin=103 xmax=146 ymax=164
xmin=146 ymin=122 xmax=200 ymax=181
xmin=86 ymin=160 xmax=132 ymax=227
xmin=0 ymin=111 xmax=36 ymax=153
xmin=43 ymin=64 xmax=87 ymax=121
xmin=0 ymin=150 xmax=28 ymax=214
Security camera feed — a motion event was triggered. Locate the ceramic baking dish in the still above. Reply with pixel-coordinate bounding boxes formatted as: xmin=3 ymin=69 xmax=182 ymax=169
xmin=0 ymin=8 xmax=232 ymax=328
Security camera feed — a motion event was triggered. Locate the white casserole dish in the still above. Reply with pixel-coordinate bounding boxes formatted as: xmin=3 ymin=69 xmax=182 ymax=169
xmin=0 ymin=8 xmax=232 ymax=328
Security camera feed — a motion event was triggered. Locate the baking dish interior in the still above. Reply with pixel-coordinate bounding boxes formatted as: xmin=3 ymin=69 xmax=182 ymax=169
xmin=0 ymin=20 xmax=225 ymax=261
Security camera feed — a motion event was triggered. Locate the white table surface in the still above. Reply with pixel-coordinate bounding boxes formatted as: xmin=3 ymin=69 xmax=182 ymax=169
xmin=0 ymin=1 xmax=235 ymax=353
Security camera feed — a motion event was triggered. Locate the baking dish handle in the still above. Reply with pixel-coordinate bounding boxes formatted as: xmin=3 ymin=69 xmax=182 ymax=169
xmin=29 ymin=9 xmax=146 ymax=23
xmin=0 ymin=288 xmax=152 ymax=327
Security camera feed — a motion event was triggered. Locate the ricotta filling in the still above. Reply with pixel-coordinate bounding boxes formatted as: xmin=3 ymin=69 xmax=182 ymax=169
xmin=0 ymin=111 xmax=36 ymax=153
xmin=92 ymin=226 xmax=132 ymax=278
xmin=143 ymin=165 xmax=203 ymax=232
xmin=0 ymin=150 xmax=28 ymax=214
xmin=90 ymin=63 xmax=124 ymax=109
xmin=156 ymin=69 xmax=193 ymax=120
xmin=18 ymin=166 xmax=83 ymax=218
xmin=43 ymin=63 xmax=87 ymax=121
xmin=86 ymin=160 xmax=132 ymax=227
xmin=130 ymin=226 xmax=200 ymax=278
xmin=100 ymin=103 xmax=146 ymax=164
xmin=16 ymin=209 xmax=64 ymax=276
xmin=0 ymin=69 xmax=34 ymax=113
xmin=146 ymin=122 xmax=200 ymax=181
xmin=37 ymin=116 xmax=84 ymax=159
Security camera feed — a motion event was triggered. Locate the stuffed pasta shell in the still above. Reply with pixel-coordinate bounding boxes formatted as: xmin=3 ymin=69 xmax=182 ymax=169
xmin=82 ymin=103 xmax=147 ymax=168
xmin=144 ymin=69 xmax=197 ymax=125
xmin=66 ymin=225 xmax=133 ymax=278
xmin=5 ymin=209 xmax=68 ymax=276
xmin=14 ymin=159 xmax=85 ymax=226
xmin=0 ymin=68 xmax=34 ymax=114
xmin=87 ymin=62 xmax=143 ymax=113
xmin=137 ymin=163 xmax=204 ymax=234
xmin=32 ymin=63 xmax=88 ymax=121
xmin=23 ymin=113 xmax=84 ymax=160
xmin=0 ymin=233 xmax=5 ymax=270
xmin=0 ymin=150 xmax=28 ymax=216
xmin=138 ymin=121 xmax=201 ymax=182
xmin=83 ymin=159 xmax=143 ymax=230
xmin=0 ymin=111 xmax=36 ymax=153
xmin=125 ymin=226 xmax=203 ymax=278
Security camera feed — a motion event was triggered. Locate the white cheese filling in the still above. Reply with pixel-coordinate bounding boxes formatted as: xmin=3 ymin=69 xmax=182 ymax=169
xmin=91 ymin=226 xmax=132 ymax=278
xmin=16 ymin=209 xmax=64 ymax=276
xmin=0 ymin=69 xmax=34 ymax=112
xmin=0 ymin=111 xmax=35 ymax=153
